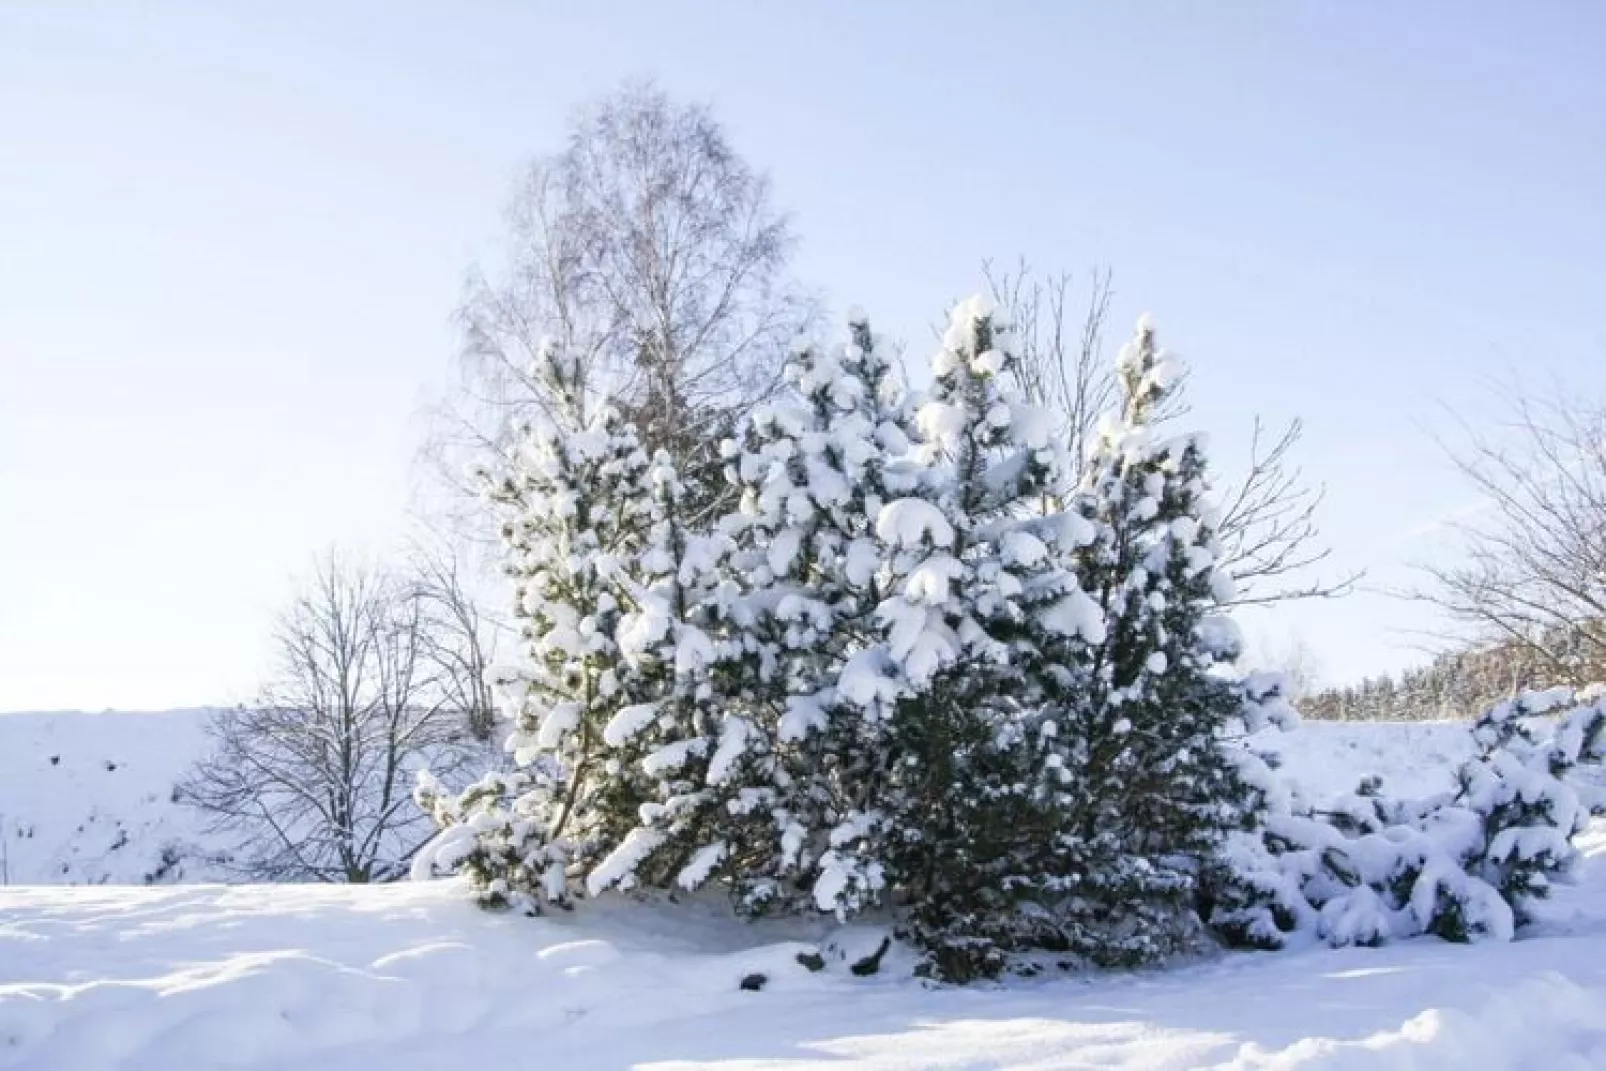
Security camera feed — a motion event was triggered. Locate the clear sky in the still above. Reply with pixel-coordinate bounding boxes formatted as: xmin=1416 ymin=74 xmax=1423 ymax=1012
xmin=3 ymin=2 xmax=1603 ymax=711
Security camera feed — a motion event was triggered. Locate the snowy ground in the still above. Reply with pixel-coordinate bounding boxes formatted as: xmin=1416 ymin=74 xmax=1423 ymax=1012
xmin=4 ymin=829 xmax=1605 ymax=1070
xmin=5 ymin=715 xmax=1605 ymax=1069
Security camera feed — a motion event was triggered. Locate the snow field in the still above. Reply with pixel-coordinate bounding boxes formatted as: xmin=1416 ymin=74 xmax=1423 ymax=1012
xmin=3 ymin=840 xmax=1605 ymax=1069
xmin=1255 ymin=718 xmax=1475 ymax=802
xmin=4 ymin=714 xmax=1605 ymax=1068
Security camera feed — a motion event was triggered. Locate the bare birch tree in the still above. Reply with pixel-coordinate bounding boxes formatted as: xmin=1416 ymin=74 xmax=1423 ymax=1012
xmin=1425 ymin=390 xmax=1606 ymax=684
xmin=986 ymin=260 xmax=1118 ymax=467
xmin=181 ymin=556 xmax=476 ymax=882
xmin=431 ymin=81 xmax=811 ymax=521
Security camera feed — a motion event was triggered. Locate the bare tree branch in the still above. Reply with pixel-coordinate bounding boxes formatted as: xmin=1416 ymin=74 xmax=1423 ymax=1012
xmin=985 ymin=259 xmax=1116 ymax=468
xmin=1214 ymin=416 xmax=1361 ymax=607
xmin=986 ymin=260 xmax=1356 ymax=608
xmin=180 ymin=554 xmax=480 ymax=883
xmin=406 ymin=534 xmax=507 ymax=743
xmin=1420 ymin=389 xmax=1606 ymax=685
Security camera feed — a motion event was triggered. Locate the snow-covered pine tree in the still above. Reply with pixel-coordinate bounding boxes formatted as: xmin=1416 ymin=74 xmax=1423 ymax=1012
xmin=413 ymin=342 xmax=735 ymax=904
xmin=1458 ymin=686 xmax=1606 ymax=927
xmin=415 ymin=298 xmax=1301 ymax=983
xmin=851 ymin=296 xmax=1108 ymax=979
xmin=1049 ymin=314 xmax=1264 ymax=965
xmin=577 ymin=447 xmax=742 ymax=899
xmin=712 ymin=316 xmax=915 ymax=917
xmin=414 ymin=344 xmax=656 ymax=905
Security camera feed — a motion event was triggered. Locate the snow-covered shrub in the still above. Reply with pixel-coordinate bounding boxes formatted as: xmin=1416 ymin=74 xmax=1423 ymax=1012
xmin=413 ymin=768 xmax=568 ymax=904
xmin=1210 ymin=686 xmax=1606 ymax=950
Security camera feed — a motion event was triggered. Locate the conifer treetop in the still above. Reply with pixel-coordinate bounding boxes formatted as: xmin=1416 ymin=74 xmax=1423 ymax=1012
xmin=1113 ymin=313 xmax=1184 ymax=425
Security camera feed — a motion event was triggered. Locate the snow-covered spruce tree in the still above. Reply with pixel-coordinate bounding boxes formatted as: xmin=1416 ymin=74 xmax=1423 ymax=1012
xmin=413 ymin=343 xmax=736 ymax=904
xmin=847 ymin=297 xmax=1113 ymax=979
xmin=1040 ymin=314 xmax=1268 ymax=966
xmin=711 ymin=316 xmax=916 ymax=917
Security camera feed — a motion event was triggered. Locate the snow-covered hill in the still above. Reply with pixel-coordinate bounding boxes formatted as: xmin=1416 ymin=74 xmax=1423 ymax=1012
xmin=0 ymin=708 xmax=236 ymax=885
xmin=0 ymin=709 xmax=1477 ymax=888
xmin=1256 ymin=717 xmax=1475 ymax=801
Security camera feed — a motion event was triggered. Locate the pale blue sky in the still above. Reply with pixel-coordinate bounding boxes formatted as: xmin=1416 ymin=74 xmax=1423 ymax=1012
xmin=3 ymin=2 xmax=1603 ymax=710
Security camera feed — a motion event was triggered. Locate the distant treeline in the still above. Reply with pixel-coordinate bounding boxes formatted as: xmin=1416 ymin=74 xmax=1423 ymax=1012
xmin=1303 ymin=628 xmax=1606 ymax=722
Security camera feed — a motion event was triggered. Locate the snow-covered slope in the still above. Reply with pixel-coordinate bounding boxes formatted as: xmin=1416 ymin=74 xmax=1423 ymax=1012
xmin=0 ymin=708 xmax=1468 ymax=888
xmin=1255 ymin=717 xmax=1475 ymax=801
xmin=0 ymin=708 xmax=235 ymax=885
xmin=3 ymin=824 xmax=1605 ymax=1070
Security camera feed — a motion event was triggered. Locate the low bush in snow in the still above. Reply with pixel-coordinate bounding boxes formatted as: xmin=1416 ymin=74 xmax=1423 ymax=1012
xmin=1209 ymin=686 xmax=1606 ymax=950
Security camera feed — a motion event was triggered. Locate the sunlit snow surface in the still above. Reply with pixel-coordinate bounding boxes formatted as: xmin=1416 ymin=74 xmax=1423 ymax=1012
xmin=4 ymin=715 xmax=1605 ymax=1069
